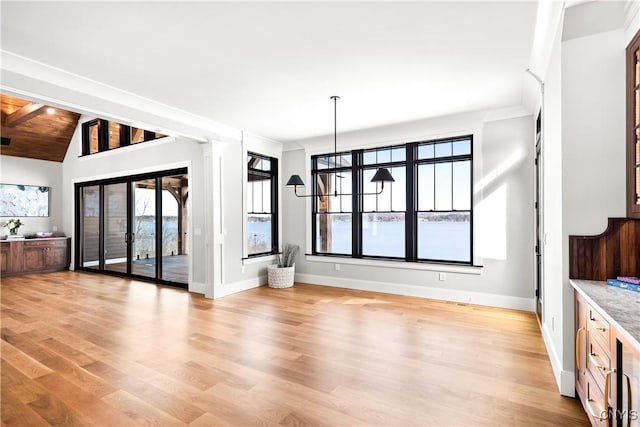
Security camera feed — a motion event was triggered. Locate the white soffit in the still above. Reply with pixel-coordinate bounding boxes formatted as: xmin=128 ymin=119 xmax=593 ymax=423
xmin=0 ymin=1 xmax=537 ymax=142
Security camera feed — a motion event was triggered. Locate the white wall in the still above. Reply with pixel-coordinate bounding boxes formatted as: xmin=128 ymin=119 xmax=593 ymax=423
xmin=539 ymin=13 xmax=568 ymax=395
xmin=539 ymin=8 xmax=631 ymax=397
xmin=0 ymin=155 xmax=63 ymax=237
xmin=62 ymin=116 xmax=210 ymax=292
xmin=561 ymin=27 xmax=626 ymax=386
xmin=212 ymin=133 xmax=283 ymax=298
xmin=282 ymin=110 xmax=535 ymax=311
xmin=61 ymin=117 xmax=282 ymax=297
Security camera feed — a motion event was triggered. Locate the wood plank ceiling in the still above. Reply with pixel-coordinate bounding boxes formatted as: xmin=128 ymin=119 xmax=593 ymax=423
xmin=0 ymin=94 xmax=81 ymax=162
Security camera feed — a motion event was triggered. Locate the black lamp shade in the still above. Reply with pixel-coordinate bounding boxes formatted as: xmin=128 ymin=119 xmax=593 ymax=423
xmin=370 ymin=168 xmax=395 ymax=183
xmin=286 ymin=174 xmax=305 ymax=186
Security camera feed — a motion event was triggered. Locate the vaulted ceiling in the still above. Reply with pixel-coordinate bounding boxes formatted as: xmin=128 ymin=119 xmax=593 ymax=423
xmin=0 ymin=94 xmax=80 ymax=162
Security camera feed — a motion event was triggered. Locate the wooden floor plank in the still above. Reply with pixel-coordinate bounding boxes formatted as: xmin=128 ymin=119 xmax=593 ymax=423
xmin=1 ymin=271 xmax=589 ymax=426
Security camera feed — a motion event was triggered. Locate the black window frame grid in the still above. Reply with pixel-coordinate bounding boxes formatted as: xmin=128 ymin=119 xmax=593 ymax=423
xmin=246 ymin=152 xmax=279 ymax=258
xmin=311 ymin=135 xmax=473 ymax=265
xmin=81 ymin=119 xmax=165 ymax=156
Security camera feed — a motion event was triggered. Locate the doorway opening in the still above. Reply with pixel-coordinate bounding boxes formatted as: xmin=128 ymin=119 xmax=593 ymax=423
xmin=534 ymin=111 xmax=543 ymax=321
xmin=75 ymin=168 xmax=189 ymax=288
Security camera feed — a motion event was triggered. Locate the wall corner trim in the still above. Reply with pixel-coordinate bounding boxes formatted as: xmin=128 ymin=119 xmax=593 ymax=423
xmin=189 ymin=282 xmax=206 ymax=295
xmin=540 ymin=321 xmax=575 ymax=397
xmin=213 ymin=276 xmax=266 ymax=299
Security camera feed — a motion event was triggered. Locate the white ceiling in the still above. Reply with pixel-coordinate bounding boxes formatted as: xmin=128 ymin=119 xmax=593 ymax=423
xmin=1 ymin=1 xmax=538 ymax=142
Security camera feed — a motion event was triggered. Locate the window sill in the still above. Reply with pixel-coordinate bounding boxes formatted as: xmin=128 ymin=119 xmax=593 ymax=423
xmin=243 ymin=254 xmax=276 ymax=265
xmin=305 ymin=255 xmax=483 ymax=275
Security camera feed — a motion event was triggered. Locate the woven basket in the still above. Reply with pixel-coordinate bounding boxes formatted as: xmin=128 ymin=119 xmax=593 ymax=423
xmin=267 ymin=264 xmax=295 ymax=288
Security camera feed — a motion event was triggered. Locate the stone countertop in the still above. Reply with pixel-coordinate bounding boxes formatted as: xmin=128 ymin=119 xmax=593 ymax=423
xmin=571 ymin=279 xmax=640 ymax=351
xmin=1 ymin=236 xmax=69 ymax=241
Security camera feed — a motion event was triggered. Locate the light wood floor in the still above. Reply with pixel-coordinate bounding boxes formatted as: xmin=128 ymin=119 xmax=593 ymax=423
xmin=1 ymin=272 xmax=588 ymax=426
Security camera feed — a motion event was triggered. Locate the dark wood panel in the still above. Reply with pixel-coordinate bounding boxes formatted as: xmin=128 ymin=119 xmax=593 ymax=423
xmin=569 ymin=218 xmax=640 ymax=280
xmin=0 ymin=94 xmax=80 ymax=163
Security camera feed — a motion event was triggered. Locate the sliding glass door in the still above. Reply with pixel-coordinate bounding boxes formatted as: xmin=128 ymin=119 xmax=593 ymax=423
xmin=132 ymin=179 xmax=157 ymax=279
xmin=75 ymin=168 xmax=188 ymax=287
xmin=79 ymin=185 xmax=100 ymax=270
xmin=104 ymin=183 xmax=128 ymax=274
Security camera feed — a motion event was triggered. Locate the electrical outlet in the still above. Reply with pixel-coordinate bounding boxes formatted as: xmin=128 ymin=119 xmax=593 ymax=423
xmin=335 ymin=263 xmax=340 ymax=271
xmin=551 ymin=316 xmax=555 ymax=331
xmin=52 ymin=226 xmax=58 ymax=231
xmin=439 ymin=272 xmax=446 ymax=281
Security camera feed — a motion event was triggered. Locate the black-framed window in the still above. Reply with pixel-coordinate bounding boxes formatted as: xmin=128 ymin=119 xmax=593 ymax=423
xmin=247 ymin=152 xmax=278 ymax=256
xmin=81 ymin=119 xmax=165 ymax=156
xmin=311 ymin=135 xmax=473 ymax=264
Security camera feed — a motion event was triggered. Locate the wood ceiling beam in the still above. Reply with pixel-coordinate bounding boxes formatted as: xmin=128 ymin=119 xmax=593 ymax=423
xmin=4 ymin=103 xmax=46 ymax=128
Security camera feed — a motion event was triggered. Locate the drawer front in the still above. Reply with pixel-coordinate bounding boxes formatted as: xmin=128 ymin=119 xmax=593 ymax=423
xmin=587 ymin=333 xmax=612 ymax=395
xmin=23 ymin=239 xmax=67 ymax=248
xmin=584 ymin=372 xmax=610 ymax=427
xmin=587 ymin=306 xmax=610 ymax=350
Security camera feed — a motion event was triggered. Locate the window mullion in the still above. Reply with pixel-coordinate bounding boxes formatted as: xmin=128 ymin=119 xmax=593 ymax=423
xmin=406 ymin=143 xmax=416 ymax=262
xmin=352 ymin=150 xmax=362 ymax=257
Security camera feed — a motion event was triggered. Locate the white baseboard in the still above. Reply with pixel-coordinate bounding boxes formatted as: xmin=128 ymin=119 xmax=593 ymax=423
xmin=540 ymin=321 xmax=575 ymax=397
xmin=295 ymin=273 xmax=536 ymax=312
xmin=189 ymin=282 xmax=206 ymax=295
xmin=214 ymin=276 xmax=266 ymax=299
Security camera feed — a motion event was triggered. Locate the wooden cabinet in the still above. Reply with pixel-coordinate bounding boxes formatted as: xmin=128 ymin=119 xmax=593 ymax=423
xmin=575 ymin=292 xmax=614 ymax=426
xmin=0 ymin=238 xmax=70 ymax=277
xmin=627 ymin=30 xmax=640 ymax=219
xmin=614 ymin=331 xmax=640 ymax=426
xmin=0 ymin=242 xmax=8 ymax=274
xmin=575 ymin=290 xmax=640 ymax=427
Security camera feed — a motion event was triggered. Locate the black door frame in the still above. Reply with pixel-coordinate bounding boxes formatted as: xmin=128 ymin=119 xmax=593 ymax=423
xmin=74 ymin=167 xmax=188 ymax=288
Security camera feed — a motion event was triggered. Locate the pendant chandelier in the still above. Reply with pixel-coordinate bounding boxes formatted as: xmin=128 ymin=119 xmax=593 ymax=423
xmin=286 ymin=96 xmax=395 ymax=198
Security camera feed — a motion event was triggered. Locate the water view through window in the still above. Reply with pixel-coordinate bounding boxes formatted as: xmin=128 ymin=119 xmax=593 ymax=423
xmin=312 ymin=137 xmax=473 ymax=263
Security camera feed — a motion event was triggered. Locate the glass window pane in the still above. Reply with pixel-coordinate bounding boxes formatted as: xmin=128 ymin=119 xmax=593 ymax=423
xmin=161 ymin=174 xmax=188 ymax=284
xmin=417 ymin=144 xmax=434 ymax=159
xmin=377 ymin=149 xmax=391 ymax=164
xmin=317 ymin=155 xmax=329 ymax=169
xmin=452 ymin=139 xmax=471 ymax=156
xmin=418 ymin=212 xmax=470 ymax=262
xmin=435 ymin=142 xmax=452 ymax=158
xmin=108 ymin=122 xmax=121 ymax=150
xmin=452 ymin=161 xmax=471 ymax=210
xmin=392 ymin=147 xmax=406 ymax=162
xmin=336 ymin=153 xmax=352 ymax=168
xmin=363 ymin=151 xmax=377 ymax=165
xmin=104 ymin=183 xmax=128 ymax=274
xmin=89 ymin=123 xmax=99 ymax=154
xmin=435 ymin=163 xmax=452 ymax=210
xmin=131 ymin=127 xmax=145 ymax=144
xmin=133 ymin=184 xmax=156 ymax=278
xmin=247 ymin=178 xmax=254 ymax=212
xmin=316 ymin=172 xmax=351 ymax=213
xmin=315 ymin=213 xmax=351 ymax=254
xmin=248 ymin=214 xmax=272 ymax=255
xmin=390 ymin=166 xmax=406 ymax=211
xmin=262 ymin=158 xmax=271 ymax=171
xmin=362 ymin=213 xmax=405 ymax=257
xmin=417 ymin=164 xmax=434 ymax=211
xmin=81 ymin=186 xmax=100 ymax=269
xmin=362 ymin=169 xmax=377 ymax=211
